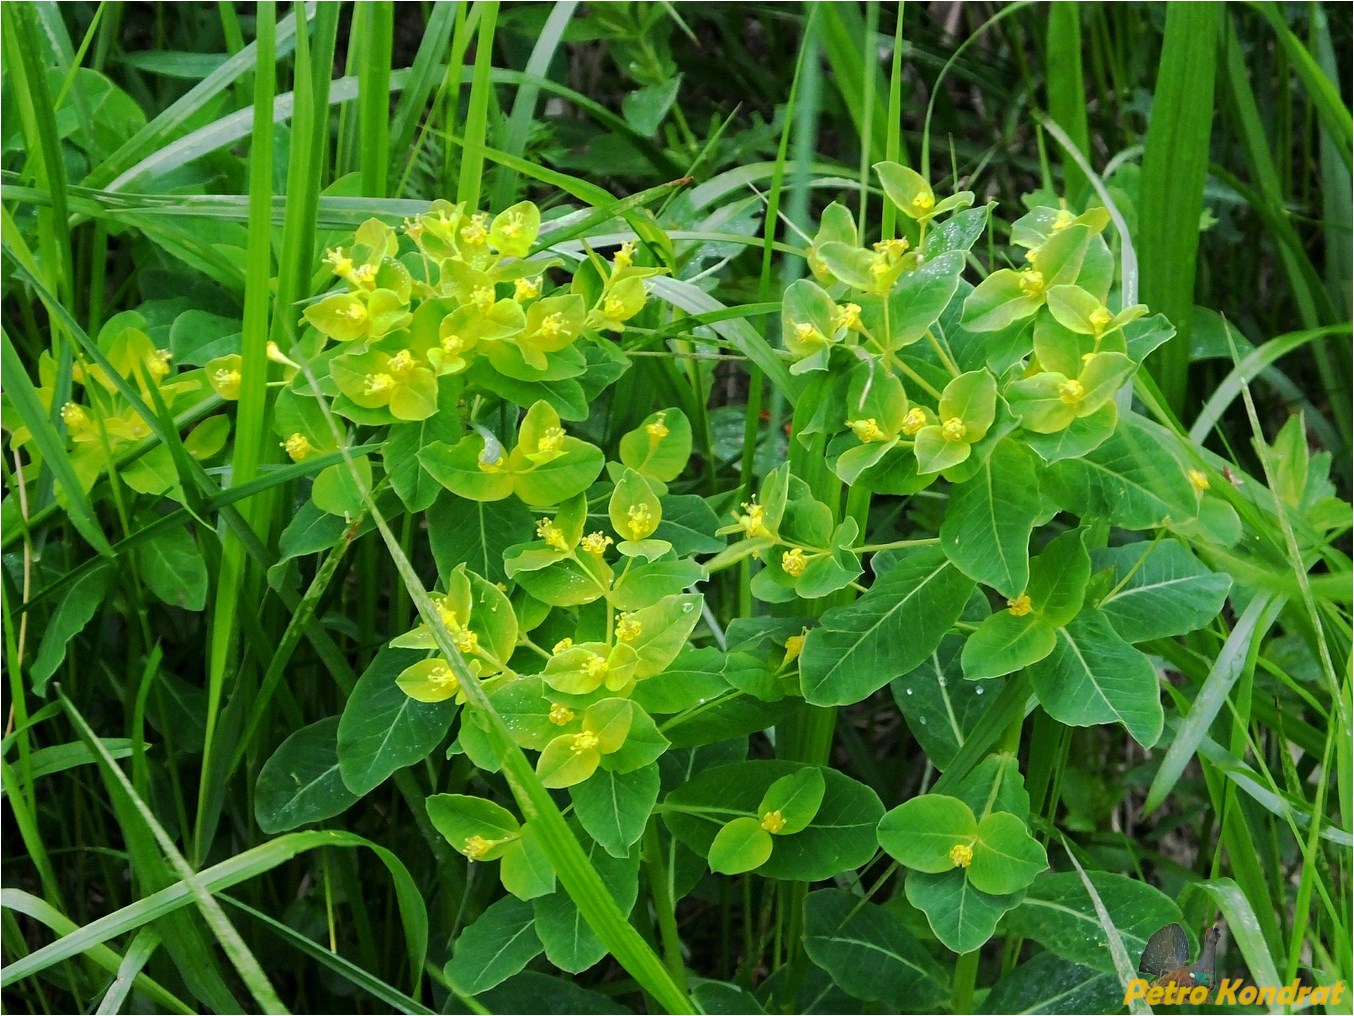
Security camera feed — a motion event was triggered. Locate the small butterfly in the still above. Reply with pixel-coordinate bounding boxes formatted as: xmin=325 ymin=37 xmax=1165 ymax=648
xmin=1139 ymin=922 xmax=1222 ymax=992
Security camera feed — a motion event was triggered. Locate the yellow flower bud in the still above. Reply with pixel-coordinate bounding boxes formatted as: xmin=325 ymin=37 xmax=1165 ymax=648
xmin=901 ymin=407 xmax=927 ymax=436
xmin=912 ymin=192 xmax=935 ymax=213
xmin=386 ymin=349 xmax=415 ymax=379
xmin=463 ymin=834 xmax=493 ymax=860
xmin=781 ymin=547 xmax=808 ymax=577
xmin=536 ymin=426 xmax=565 ymax=455
xmin=833 ymin=302 xmax=863 ymax=332
xmin=1188 ymin=469 xmax=1210 ymax=492
xmin=147 ymin=348 xmax=173 ymax=380
xmin=461 ymin=216 xmax=489 ymax=246
xmin=548 ymin=703 xmax=575 ymax=726
xmin=536 ymin=518 xmax=569 ymax=551
xmin=514 ymin=276 xmax=541 ymax=301
xmin=645 ymin=413 xmax=670 ymax=440
xmin=213 ymin=368 xmax=243 ymax=399
xmin=614 ymin=241 xmax=636 ymax=269
xmin=571 ymin=730 xmax=600 ymax=753
xmin=941 ymin=417 xmax=968 ymax=442
xmin=1007 ymin=593 xmax=1032 ymax=617
xmin=60 ymin=402 xmax=90 ymax=431
xmin=848 ymin=418 xmax=886 ymax=443
xmin=471 ymin=285 xmax=495 ymax=311
xmin=581 ymin=532 xmax=614 ymax=555
xmin=950 ymin=842 xmax=974 ymax=868
xmin=281 ymin=432 xmax=313 ymax=462
xmin=1019 ymin=269 xmax=1045 ymax=298
xmin=1058 ymin=379 xmax=1085 ymax=405
xmin=582 ymin=653 xmax=609 ymax=680
xmin=1089 ymin=306 xmax=1113 ymax=333
xmin=784 ymin=632 xmax=807 ymax=663
xmin=427 ymin=664 xmax=459 ymax=694
xmin=1051 ymin=208 xmax=1076 ymax=232
xmin=364 ymin=372 xmax=395 ymax=396
xmin=760 ymin=810 xmax=787 ymax=834
xmin=626 ymin=503 xmax=654 ymax=540
xmin=737 ymin=500 xmax=770 ymax=539
xmin=616 ymin=614 xmax=642 ymax=643
xmin=552 ymin=637 xmax=574 ymax=655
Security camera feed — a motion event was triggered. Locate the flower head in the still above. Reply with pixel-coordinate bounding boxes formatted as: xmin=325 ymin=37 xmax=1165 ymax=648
xmin=781 ymin=547 xmax=808 ymax=577
xmin=901 ymin=407 xmax=927 ymax=436
xmin=616 ymin=613 xmax=643 ymax=643
xmin=941 ymin=417 xmax=968 ymax=442
xmin=463 ymin=835 xmax=493 ymax=860
xmin=736 ymin=499 xmax=770 ymax=539
xmin=1058 ymin=379 xmax=1085 ymax=405
xmin=60 ymin=402 xmax=90 ymax=431
xmin=281 ymin=432 xmax=313 ymax=462
xmin=147 ymin=348 xmax=173 ymax=380
xmin=949 ymin=842 xmax=974 ymax=868
xmin=1188 ymin=469 xmax=1210 ymax=492
xmin=625 ymin=503 xmax=653 ymax=540
xmin=514 ymin=276 xmax=541 ymax=301
xmin=848 ymin=418 xmax=886 ymax=443
xmin=581 ymin=532 xmax=614 ymax=556
xmin=549 ymin=703 xmax=575 ymax=726
xmin=1007 ymin=593 xmax=1032 ymax=617
xmin=760 ymin=810 xmax=787 ymax=834
xmin=645 ymin=413 xmax=670 ymax=440
xmin=1019 ymin=269 xmax=1046 ymax=298
xmin=571 ymin=730 xmax=600 ymax=753
xmin=552 ymin=637 xmax=574 ymax=655
xmin=536 ymin=517 xmax=569 ymax=552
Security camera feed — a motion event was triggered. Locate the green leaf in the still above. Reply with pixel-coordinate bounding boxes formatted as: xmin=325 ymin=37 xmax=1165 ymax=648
xmin=653 ymin=494 xmax=725 ymax=555
xmin=950 ymin=752 xmax=1031 ymax=821
xmin=31 ymin=564 xmax=113 ymax=692
xmin=882 ymin=252 xmax=966 ymax=346
xmin=802 ymin=889 xmax=949 ymax=1007
xmin=801 ymin=547 xmax=974 ymax=706
xmin=418 ymin=435 xmax=515 ymax=502
xmin=254 ymin=717 xmax=359 ymax=834
xmin=478 ymin=971 xmax=630 ymax=1015
xmin=874 ymin=161 xmax=935 ymax=219
xmin=1003 ymin=871 xmax=1182 ymax=975
xmin=940 ymin=440 xmax=1040 ymax=598
xmin=536 ymin=735 xmax=601 ymax=789
xmin=1023 ymin=402 xmax=1118 ymax=463
xmin=983 ymin=951 xmax=1123 ymax=1014
xmin=337 ymin=647 xmax=456 ymax=795
xmin=609 ymin=558 xmax=702 ymax=611
xmin=514 ymin=440 xmax=606 ymax=506
xmin=1045 ymin=416 xmax=1196 ymax=529
xmin=757 ymin=767 xmax=826 ymax=834
xmin=876 ymin=795 xmax=978 ymax=873
xmin=135 ymin=525 xmax=209 ymax=609
xmin=570 ymin=766 xmax=660 ymax=858
xmin=312 ymin=455 xmax=373 ymax=516
xmin=629 ymin=646 xmax=730 ymax=715
xmin=961 ymin=611 xmax=1056 ymax=680
xmin=621 ymin=76 xmax=682 ymax=135
xmin=445 ymin=895 xmax=543 ymax=995
xmin=600 ymin=703 xmax=668 ymax=773
xmin=708 ymin=817 xmax=774 ymax=874
xmin=691 ymin=980 xmax=767 ymax=1015
xmin=1094 ymin=541 xmax=1232 ymax=643
xmin=427 ymin=794 xmax=521 ymax=860
xmin=624 ymin=593 xmax=703 ymax=679
xmin=428 ymin=494 xmax=533 ymax=586
xmin=499 ymin=823 xmax=557 ymax=900
xmin=619 ymin=408 xmax=692 ymax=483
xmin=663 ymin=761 xmax=883 ymax=881
xmin=1028 ymin=529 xmax=1091 ymax=627
xmin=1027 ymin=610 xmax=1165 ymax=748
xmin=891 ymin=635 xmax=1000 ymax=770
xmin=904 ymin=869 xmax=1023 ymax=954
xmin=531 ymin=825 xmax=639 ymax=974
xmin=386 ymin=393 xmax=463 ymax=513
xmin=969 ymin=811 xmax=1048 ymax=894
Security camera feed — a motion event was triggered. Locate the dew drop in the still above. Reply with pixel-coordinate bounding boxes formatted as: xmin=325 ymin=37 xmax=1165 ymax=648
xmin=975 ymin=686 xmax=985 ymax=695
xmin=682 ymin=603 xmax=694 ymax=613
xmin=905 ymin=688 xmax=913 ymax=696
xmin=918 ymin=715 xmax=928 ymax=724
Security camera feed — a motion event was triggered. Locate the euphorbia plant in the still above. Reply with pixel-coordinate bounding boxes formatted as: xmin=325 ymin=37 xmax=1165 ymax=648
xmin=250 ymin=167 xmax=1238 ymax=1008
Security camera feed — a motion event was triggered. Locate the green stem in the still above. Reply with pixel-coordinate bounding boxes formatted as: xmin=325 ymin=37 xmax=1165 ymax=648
xmin=643 ymin=822 xmax=687 ymax=988
xmin=952 ymin=948 xmax=980 ymax=1014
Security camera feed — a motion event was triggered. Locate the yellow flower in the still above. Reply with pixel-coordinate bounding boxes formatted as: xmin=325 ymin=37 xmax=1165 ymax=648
xmin=1051 ymin=208 xmax=1076 ymax=232
xmin=625 ymin=503 xmax=653 ymax=540
xmin=548 ymin=703 xmax=575 ymax=726
xmin=781 ymin=547 xmax=808 ymax=577
xmin=471 ymin=285 xmax=495 ymax=311
xmin=147 ymin=348 xmax=173 ymax=380
xmin=760 ymin=810 xmax=787 ymax=834
xmin=351 ymin=263 xmax=377 ymax=289
xmin=912 ymin=192 xmax=935 ymax=213
xmin=537 ymin=426 xmax=565 ymax=455
xmin=1019 ymin=269 xmax=1045 ymax=298
xmin=736 ymin=499 xmax=770 ymax=539
xmin=616 ymin=613 xmax=642 ymax=643
xmin=833 ymin=302 xmax=863 ymax=332
xmin=1188 ymin=469 xmax=1210 ymax=492
xmin=1058 ymin=379 xmax=1085 ymax=405
xmin=1025 ymin=247 xmax=1040 ymax=266
xmin=614 ymin=241 xmax=636 ymax=269
xmin=536 ymin=517 xmax=569 ymax=551
xmin=571 ymin=730 xmax=600 ymax=753
xmin=848 ymin=418 xmax=886 ymax=443
xmin=941 ymin=417 xmax=968 ymax=442
xmin=552 ymin=637 xmax=574 ymax=655
xmin=386 ymin=349 xmax=415 ymax=379
xmin=581 ymin=532 xmax=613 ymax=555
xmin=324 ymin=246 xmax=354 ymax=277
xmin=581 ymin=653 xmax=609 ymax=680
xmin=461 ymin=215 xmax=489 ymax=247
xmin=452 ymin=626 xmax=479 ymax=655
xmin=1088 ymin=306 xmax=1113 ymax=334
xmin=281 ymin=433 xmax=313 ymax=462
xmin=949 ymin=842 xmax=974 ymax=868
xmin=539 ymin=312 xmax=566 ymax=339
xmin=794 ymin=322 xmax=824 ymax=346
xmin=901 ymin=407 xmax=927 ymax=436
xmin=463 ymin=834 xmax=493 ymax=860
xmin=60 ymin=402 xmax=90 ymax=431
xmin=873 ymin=237 xmax=910 ymax=258
xmin=1007 ymin=593 xmax=1032 ymax=617
xmin=364 ymin=372 xmax=395 ymax=396
xmin=645 ymin=413 xmax=670 ymax=440
xmin=213 ymin=368 xmax=243 ymax=399
xmin=427 ymin=664 xmax=459 ymax=694
xmin=514 ymin=276 xmax=541 ymax=301
xmin=783 ymin=632 xmax=807 ymax=664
